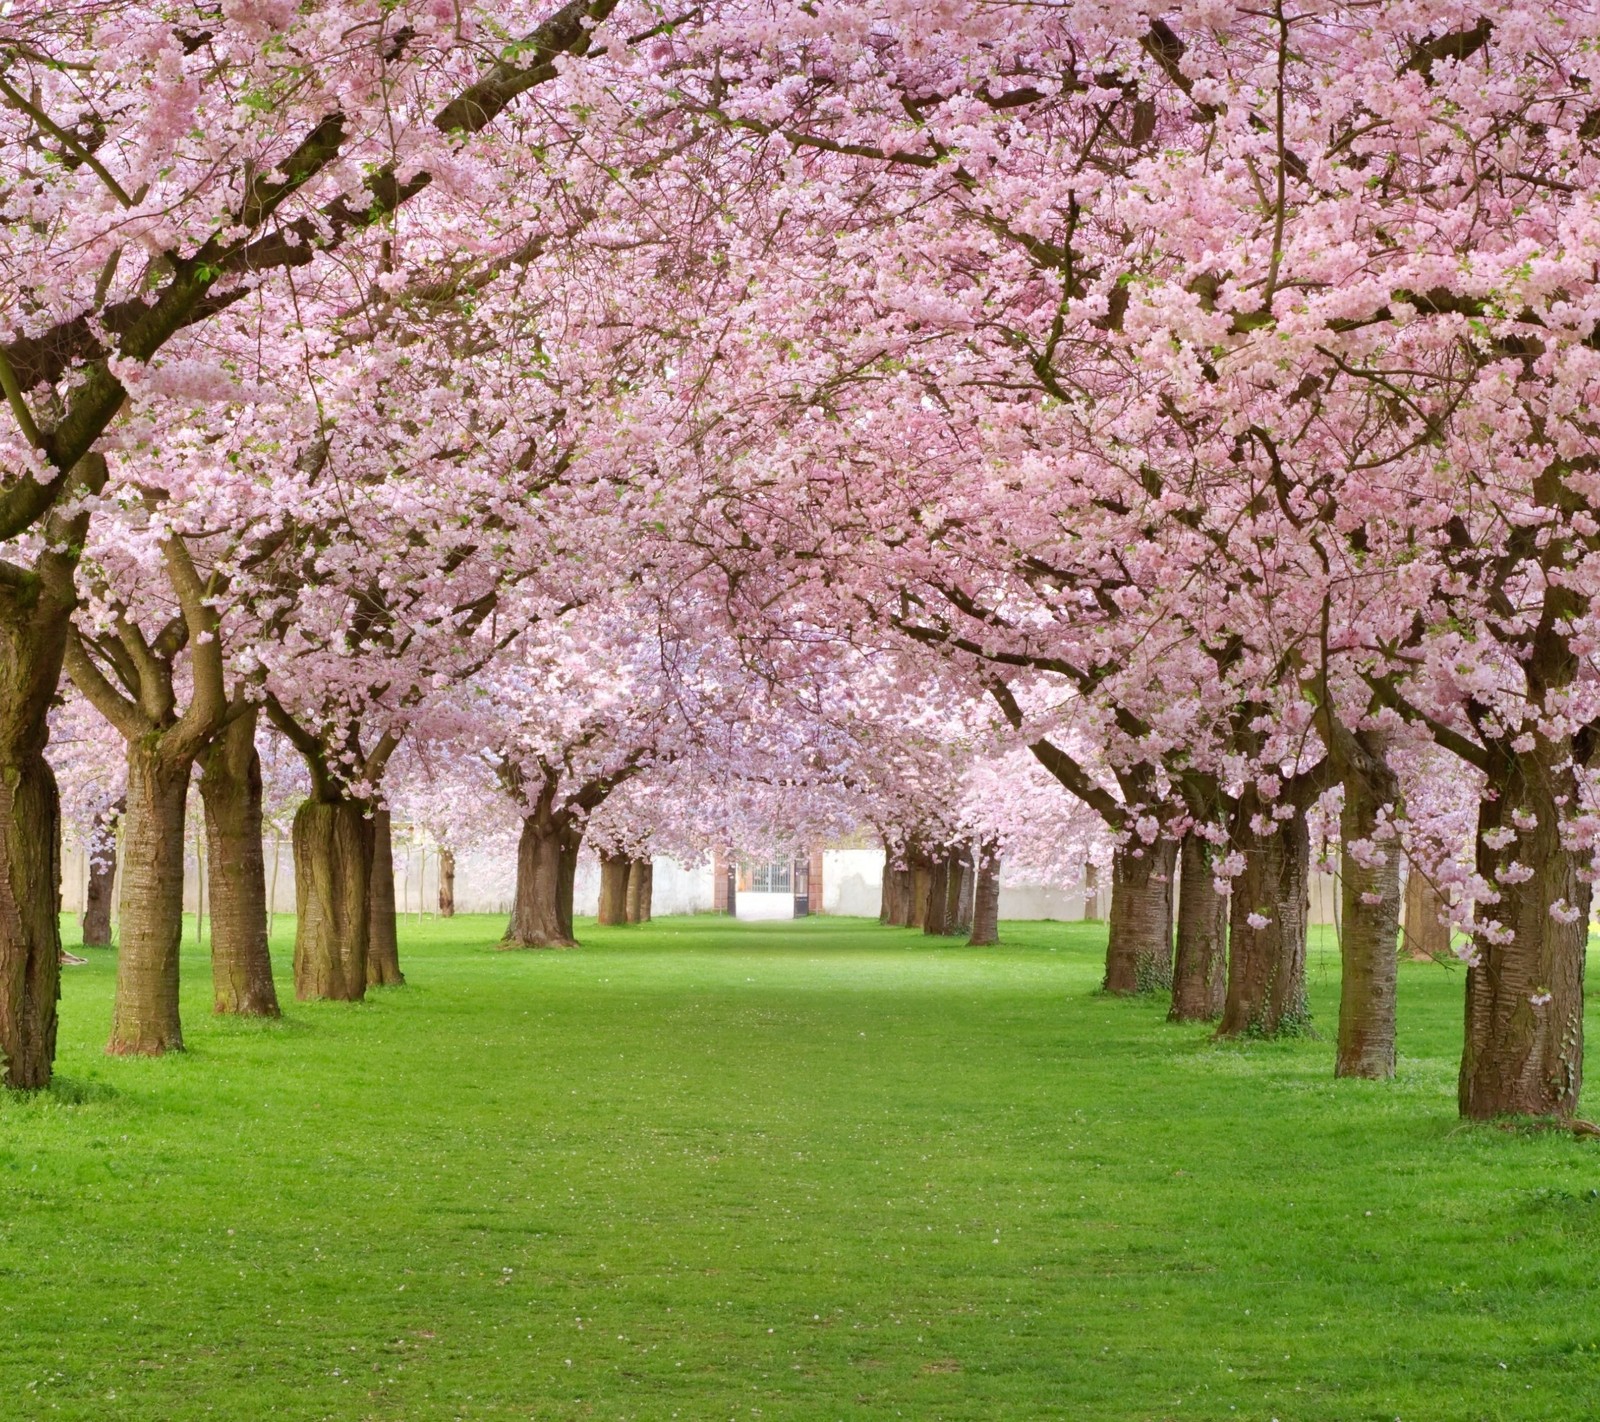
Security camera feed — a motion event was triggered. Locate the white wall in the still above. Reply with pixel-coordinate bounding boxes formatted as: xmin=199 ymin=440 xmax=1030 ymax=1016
xmin=998 ymin=882 xmax=1087 ymax=921
xmin=822 ymin=849 xmax=885 ymax=917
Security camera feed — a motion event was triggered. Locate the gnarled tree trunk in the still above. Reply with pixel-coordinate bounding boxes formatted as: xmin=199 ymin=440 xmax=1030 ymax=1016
xmin=199 ymin=713 xmax=279 ymax=1017
xmin=438 ymin=849 xmax=456 ymax=918
xmin=1103 ymin=840 xmax=1177 ymax=995
xmin=968 ymin=842 xmax=1000 ymax=947
xmin=108 ymin=744 xmax=192 ymax=1055
xmin=598 ymin=854 xmax=630 ymax=925
xmin=1170 ymin=834 xmax=1227 ymax=1023
xmin=1459 ymin=753 xmax=1588 ymax=1119
xmin=1336 ymin=763 xmax=1401 ymax=1079
xmin=80 ymin=799 xmax=121 ymax=948
xmin=292 ymin=796 xmax=373 ymax=1001
xmin=1402 ymin=863 xmax=1451 ymax=961
xmin=366 ymin=807 xmax=404 ymax=987
xmin=1218 ymin=799 xmax=1311 ymax=1038
xmin=503 ymin=816 xmax=580 ymax=949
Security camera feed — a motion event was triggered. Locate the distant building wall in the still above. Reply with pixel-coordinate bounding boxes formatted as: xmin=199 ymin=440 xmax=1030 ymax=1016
xmin=822 ymin=849 xmax=885 ymax=917
xmin=998 ymin=882 xmax=1086 ymax=921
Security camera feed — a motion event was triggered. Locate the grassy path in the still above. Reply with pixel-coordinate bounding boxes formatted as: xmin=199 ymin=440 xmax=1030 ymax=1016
xmin=3 ymin=914 xmax=1598 ymax=1420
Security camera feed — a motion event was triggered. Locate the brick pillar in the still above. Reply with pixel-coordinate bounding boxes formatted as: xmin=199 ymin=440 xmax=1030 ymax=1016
xmin=808 ymin=845 xmax=825 ymax=915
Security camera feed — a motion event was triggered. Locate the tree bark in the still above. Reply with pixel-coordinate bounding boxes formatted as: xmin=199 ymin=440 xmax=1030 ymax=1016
xmin=0 ymin=570 xmax=73 ymax=1088
xmin=625 ymin=857 xmax=653 ymax=924
xmin=941 ymin=850 xmax=964 ymax=934
xmin=1401 ymin=862 xmax=1451 ymax=961
xmin=1218 ymin=798 xmax=1311 ymax=1038
xmin=292 ymin=796 xmax=373 ymax=1001
xmin=598 ymin=853 xmax=630 ymax=925
xmin=438 ymin=848 xmax=456 ymax=918
xmin=1103 ymin=839 xmax=1177 ymax=995
xmin=366 ymin=807 xmax=404 ymax=987
xmin=80 ymin=799 xmax=121 ymax=948
xmin=1336 ymin=763 xmax=1402 ymax=1079
xmin=1459 ymin=753 xmax=1588 ymax=1119
xmin=199 ymin=712 xmax=279 ymax=1017
xmin=908 ymin=851 xmax=933 ymax=930
xmin=636 ymin=859 xmax=653 ymax=922
xmin=503 ymin=816 xmax=580 ymax=948
xmin=882 ymin=863 xmax=914 ymax=926
xmin=967 ymin=842 xmax=1000 ymax=946
xmin=923 ymin=853 xmax=951 ymax=935
xmin=0 ymin=747 xmax=62 ymax=1086
xmin=107 ymin=744 xmax=192 ymax=1055
xmin=953 ymin=851 xmax=975 ymax=937
xmin=1170 ymin=834 xmax=1227 ymax=1023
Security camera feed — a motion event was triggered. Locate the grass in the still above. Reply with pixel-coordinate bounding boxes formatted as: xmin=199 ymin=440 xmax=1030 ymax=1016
xmin=3 ymin=913 xmax=1599 ymax=1421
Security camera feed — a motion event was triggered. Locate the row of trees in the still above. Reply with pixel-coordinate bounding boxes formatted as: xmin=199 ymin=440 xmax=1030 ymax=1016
xmin=3 ymin=2 xmax=1598 ymax=1123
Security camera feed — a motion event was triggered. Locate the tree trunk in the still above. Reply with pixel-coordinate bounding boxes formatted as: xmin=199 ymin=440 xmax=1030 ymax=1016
xmin=635 ymin=859 xmax=653 ymax=923
xmin=908 ymin=853 xmax=933 ymax=930
xmin=108 ymin=744 xmax=192 ymax=1055
xmin=882 ymin=864 xmax=913 ymax=926
xmin=941 ymin=851 xmax=964 ymax=934
xmin=0 ymin=747 xmax=62 ymax=1086
xmin=0 ymin=583 xmax=72 ymax=1088
xmin=625 ymin=857 xmax=652 ymax=924
xmin=598 ymin=854 xmax=630 ymax=925
xmin=199 ymin=713 xmax=279 ymax=1017
xmin=268 ymin=829 xmax=282 ymax=929
xmin=953 ymin=851 xmax=975 ymax=936
xmin=1459 ymin=753 xmax=1588 ymax=1120
xmin=438 ymin=849 xmax=456 ymax=918
xmin=292 ymin=796 xmax=373 ymax=1001
xmin=80 ymin=799 xmax=121 ymax=948
xmin=366 ymin=807 xmax=404 ymax=987
xmin=1218 ymin=799 xmax=1311 ymax=1038
xmin=967 ymin=842 xmax=1000 ymax=946
xmin=1336 ymin=765 xmax=1402 ymax=1079
xmin=1103 ymin=839 xmax=1177 ymax=995
xmin=1401 ymin=862 xmax=1451 ymax=961
xmin=1170 ymin=834 xmax=1227 ymax=1023
xmin=923 ymin=853 xmax=951 ymax=935
xmin=503 ymin=816 xmax=580 ymax=948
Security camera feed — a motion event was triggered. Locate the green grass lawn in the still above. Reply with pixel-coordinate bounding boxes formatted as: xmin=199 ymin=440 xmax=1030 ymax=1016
xmin=3 ymin=913 xmax=1598 ymax=1421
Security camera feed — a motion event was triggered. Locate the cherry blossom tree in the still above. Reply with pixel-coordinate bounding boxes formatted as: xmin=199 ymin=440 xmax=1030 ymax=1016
xmin=0 ymin=0 xmax=646 ymax=1086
